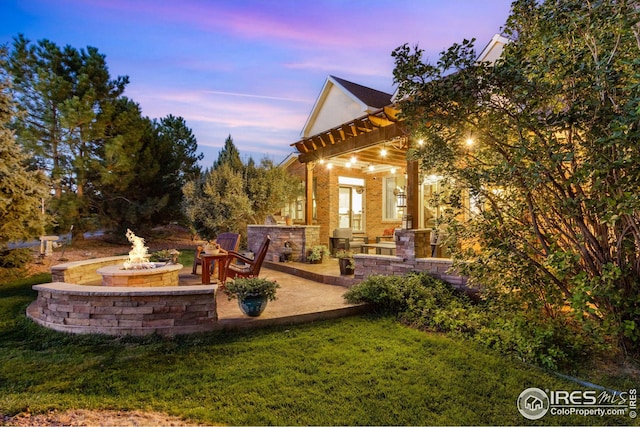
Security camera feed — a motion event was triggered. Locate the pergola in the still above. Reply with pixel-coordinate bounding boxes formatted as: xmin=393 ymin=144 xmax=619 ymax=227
xmin=290 ymin=105 xmax=421 ymax=229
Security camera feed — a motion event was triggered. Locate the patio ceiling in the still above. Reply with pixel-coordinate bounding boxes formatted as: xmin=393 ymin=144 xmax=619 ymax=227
xmin=291 ymin=106 xmax=409 ymax=170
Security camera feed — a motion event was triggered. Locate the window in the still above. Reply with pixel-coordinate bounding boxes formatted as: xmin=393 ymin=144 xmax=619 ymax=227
xmin=338 ymin=177 xmax=365 ymax=232
xmin=383 ymin=176 xmax=403 ymax=221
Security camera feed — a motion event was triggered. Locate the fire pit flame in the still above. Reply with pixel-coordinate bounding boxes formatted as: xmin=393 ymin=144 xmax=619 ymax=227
xmin=122 ymin=229 xmax=156 ymax=270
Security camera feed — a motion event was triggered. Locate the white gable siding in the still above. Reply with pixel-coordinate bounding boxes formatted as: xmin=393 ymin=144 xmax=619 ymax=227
xmin=303 ymin=84 xmax=365 ymax=138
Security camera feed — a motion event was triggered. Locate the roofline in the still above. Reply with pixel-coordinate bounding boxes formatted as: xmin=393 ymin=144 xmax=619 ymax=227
xmin=299 ymin=75 xmax=385 ymax=138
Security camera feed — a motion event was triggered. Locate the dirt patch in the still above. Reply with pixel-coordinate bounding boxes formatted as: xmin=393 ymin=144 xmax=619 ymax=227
xmin=1 ymin=409 xmax=204 ymax=426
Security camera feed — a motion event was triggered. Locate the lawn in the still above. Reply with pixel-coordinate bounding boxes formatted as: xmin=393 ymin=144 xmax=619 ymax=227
xmin=0 ymin=274 xmax=634 ymax=425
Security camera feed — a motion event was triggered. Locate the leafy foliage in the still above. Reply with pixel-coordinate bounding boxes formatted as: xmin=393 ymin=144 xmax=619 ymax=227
xmin=182 ymin=136 xmax=301 ymax=241
xmin=223 ymin=277 xmax=279 ymax=301
xmin=392 ymin=0 xmax=640 ymax=353
xmin=345 ymin=273 xmax=592 ymax=369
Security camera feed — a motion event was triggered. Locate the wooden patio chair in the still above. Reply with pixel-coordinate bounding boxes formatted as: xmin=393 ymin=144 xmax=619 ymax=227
xmin=221 ymin=235 xmax=271 ymax=282
xmin=191 ymin=232 xmax=240 ymax=274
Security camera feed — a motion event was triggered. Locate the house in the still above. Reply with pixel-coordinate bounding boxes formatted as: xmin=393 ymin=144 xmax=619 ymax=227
xmin=256 ymin=35 xmax=508 ymax=284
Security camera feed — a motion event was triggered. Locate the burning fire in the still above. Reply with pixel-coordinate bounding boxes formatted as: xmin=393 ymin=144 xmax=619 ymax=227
xmin=123 ymin=229 xmax=156 ymax=270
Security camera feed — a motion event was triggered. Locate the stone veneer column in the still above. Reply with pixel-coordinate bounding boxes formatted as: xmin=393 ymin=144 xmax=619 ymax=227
xmin=247 ymin=225 xmax=320 ymax=263
xmin=394 ymin=229 xmax=415 ymax=260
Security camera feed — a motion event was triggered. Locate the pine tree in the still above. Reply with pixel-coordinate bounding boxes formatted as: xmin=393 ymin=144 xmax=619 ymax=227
xmin=212 ymin=135 xmax=243 ymax=172
xmin=0 ymin=47 xmax=49 ymax=248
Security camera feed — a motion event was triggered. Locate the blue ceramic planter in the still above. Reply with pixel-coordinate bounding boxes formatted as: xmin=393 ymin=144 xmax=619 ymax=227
xmin=238 ymin=294 xmax=269 ymax=317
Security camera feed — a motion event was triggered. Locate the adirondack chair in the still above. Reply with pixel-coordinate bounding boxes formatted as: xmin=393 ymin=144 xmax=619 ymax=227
xmin=192 ymin=232 xmax=240 ymax=274
xmin=222 ymin=235 xmax=271 ymax=282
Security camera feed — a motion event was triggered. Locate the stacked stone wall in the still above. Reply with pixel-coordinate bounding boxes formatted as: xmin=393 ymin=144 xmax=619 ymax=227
xmin=51 ymin=256 xmax=128 ymax=284
xmin=248 ymin=225 xmax=320 ymax=262
xmin=27 ymin=283 xmax=217 ymax=336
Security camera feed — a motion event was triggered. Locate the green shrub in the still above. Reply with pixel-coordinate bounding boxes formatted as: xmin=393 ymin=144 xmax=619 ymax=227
xmin=344 ymin=272 xmax=476 ymax=334
xmin=0 ymin=248 xmax=34 ymax=281
xmin=345 ymin=272 xmax=594 ymax=370
xmin=0 ymin=248 xmax=33 ymax=269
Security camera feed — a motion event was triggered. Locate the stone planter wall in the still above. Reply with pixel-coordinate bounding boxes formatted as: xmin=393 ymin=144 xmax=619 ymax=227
xmin=353 ymin=254 xmax=467 ymax=287
xmin=353 ymin=229 xmax=467 ymax=287
xmin=248 ymin=225 xmax=320 ymax=263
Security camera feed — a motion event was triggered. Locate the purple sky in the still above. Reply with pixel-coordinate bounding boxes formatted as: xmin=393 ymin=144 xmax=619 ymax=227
xmin=2 ymin=0 xmax=513 ymax=167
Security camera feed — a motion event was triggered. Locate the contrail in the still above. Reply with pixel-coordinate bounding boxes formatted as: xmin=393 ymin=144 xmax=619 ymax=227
xmin=203 ymin=90 xmax=310 ymax=103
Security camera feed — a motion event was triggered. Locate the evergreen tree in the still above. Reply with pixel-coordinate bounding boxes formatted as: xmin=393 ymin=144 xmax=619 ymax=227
xmin=212 ymin=135 xmax=243 ymax=171
xmin=0 ymin=46 xmax=49 ymax=249
xmin=182 ymin=163 xmax=252 ymax=241
xmin=8 ymin=35 xmax=128 ymax=234
xmin=152 ymin=114 xmax=203 ymax=224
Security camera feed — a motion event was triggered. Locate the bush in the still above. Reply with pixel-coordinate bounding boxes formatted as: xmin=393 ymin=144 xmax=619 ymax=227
xmin=0 ymin=248 xmax=34 ymax=283
xmin=345 ymin=272 xmax=594 ymax=370
xmin=0 ymin=248 xmax=33 ymax=269
xmin=344 ymin=273 xmax=477 ymax=333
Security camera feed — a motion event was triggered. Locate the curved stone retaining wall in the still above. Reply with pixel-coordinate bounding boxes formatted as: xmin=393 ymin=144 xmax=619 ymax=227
xmin=27 ymin=283 xmax=218 ymax=336
xmin=51 ymin=256 xmax=129 ymax=285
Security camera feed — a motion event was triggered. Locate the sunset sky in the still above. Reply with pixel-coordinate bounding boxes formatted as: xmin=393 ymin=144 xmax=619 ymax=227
xmin=2 ymin=0 xmax=513 ymax=167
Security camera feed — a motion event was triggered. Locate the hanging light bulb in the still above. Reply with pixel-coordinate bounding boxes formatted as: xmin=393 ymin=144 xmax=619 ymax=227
xmin=368 ymin=164 xmax=374 ymax=172
xmin=418 ymin=139 xmax=424 ymax=146
xmin=350 ymin=155 xmax=357 ymax=164
xmin=390 ymin=167 xmax=396 ymax=174
xmin=381 ymin=147 xmax=387 ymax=157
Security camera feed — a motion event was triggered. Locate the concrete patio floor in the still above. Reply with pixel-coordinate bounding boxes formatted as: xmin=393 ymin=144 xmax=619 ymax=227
xmin=179 ymin=258 xmax=368 ymax=330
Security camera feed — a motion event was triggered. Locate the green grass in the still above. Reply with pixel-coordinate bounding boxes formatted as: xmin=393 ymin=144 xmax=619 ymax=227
xmin=0 ymin=274 xmax=635 ymax=425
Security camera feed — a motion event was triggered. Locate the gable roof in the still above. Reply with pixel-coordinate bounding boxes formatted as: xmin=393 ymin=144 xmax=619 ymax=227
xmin=476 ymin=33 xmax=509 ymax=64
xmin=300 ymin=75 xmax=392 ymax=139
xmin=330 ymin=75 xmax=392 ymax=109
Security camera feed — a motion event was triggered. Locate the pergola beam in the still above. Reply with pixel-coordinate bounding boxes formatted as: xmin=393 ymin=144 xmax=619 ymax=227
xmin=297 ymin=122 xmax=405 ymax=163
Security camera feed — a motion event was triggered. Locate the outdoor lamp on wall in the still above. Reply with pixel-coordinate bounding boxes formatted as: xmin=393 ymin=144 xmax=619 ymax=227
xmin=394 ymin=187 xmax=407 ymax=208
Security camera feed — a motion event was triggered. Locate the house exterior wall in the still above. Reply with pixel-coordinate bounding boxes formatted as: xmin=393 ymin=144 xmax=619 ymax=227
xmin=285 ymin=160 xmax=402 ymax=249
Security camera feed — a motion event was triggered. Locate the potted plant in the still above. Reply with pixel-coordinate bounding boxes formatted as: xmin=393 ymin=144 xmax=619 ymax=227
xmin=335 ymin=249 xmax=355 ymax=275
xmin=307 ymin=245 xmax=329 ymax=264
xmin=152 ymin=249 xmax=180 ymax=263
xmin=203 ymin=242 xmax=221 ymax=255
xmin=223 ymin=277 xmax=280 ymax=317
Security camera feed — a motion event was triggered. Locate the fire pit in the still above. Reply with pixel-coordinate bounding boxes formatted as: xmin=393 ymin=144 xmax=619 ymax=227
xmin=96 ymin=263 xmax=182 ymax=286
xmin=94 ymin=229 xmax=183 ymax=286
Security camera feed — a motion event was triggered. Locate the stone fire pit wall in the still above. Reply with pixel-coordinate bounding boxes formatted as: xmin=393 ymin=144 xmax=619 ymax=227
xmin=247 ymin=225 xmax=320 ymax=263
xmin=27 ymin=283 xmax=218 ymax=336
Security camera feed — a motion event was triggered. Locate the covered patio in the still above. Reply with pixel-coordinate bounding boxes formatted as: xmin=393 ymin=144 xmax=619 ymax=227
xmin=285 ymin=83 xmax=465 ymax=285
